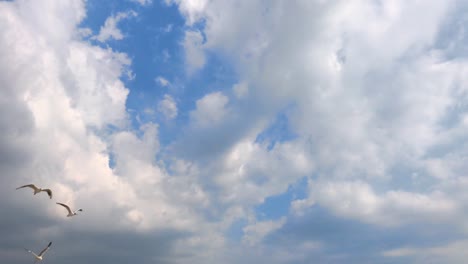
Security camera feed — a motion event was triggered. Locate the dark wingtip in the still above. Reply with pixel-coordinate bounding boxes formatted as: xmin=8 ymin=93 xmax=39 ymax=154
xmin=48 ymin=242 xmax=52 ymax=247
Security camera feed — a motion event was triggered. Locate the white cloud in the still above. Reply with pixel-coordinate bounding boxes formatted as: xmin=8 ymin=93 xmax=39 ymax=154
xmin=155 ymin=76 xmax=169 ymax=87
xmin=167 ymin=2 xmax=468 ymax=262
xmin=77 ymin=27 xmax=92 ymax=38
xmin=232 ymin=82 xmax=248 ymax=98
xmin=64 ymin=43 xmax=131 ymax=128
xmin=129 ymin=0 xmax=152 ymax=6
xmin=4 ymin=0 xmax=468 ymax=263
xmin=157 ymin=94 xmax=178 ymax=120
xmin=93 ymin=11 xmax=137 ymax=42
xmin=0 ymin=1 xmax=210 ymax=262
xmin=307 ymin=180 xmax=457 ymax=227
xmin=215 ymin=139 xmax=313 ymax=206
xmin=190 ymin=91 xmax=228 ymax=127
xmin=165 ymin=0 xmax=208 ymax=25
xmin=173 ymin=0 xmax=468 ymax=227
xmin=183 ymin=30 xmax=206 ymax=73
xmin=0 ymin=0 xmax=130 ymax=227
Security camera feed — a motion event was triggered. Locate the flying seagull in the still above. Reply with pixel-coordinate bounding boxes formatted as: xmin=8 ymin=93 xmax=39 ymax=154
xmin=24 ymin=241 xmax=52 ymax=263
xmin=56 ymin=202 xmax=83 ymax=217
xmin=16 ymin=184 xmax=52 ymax=199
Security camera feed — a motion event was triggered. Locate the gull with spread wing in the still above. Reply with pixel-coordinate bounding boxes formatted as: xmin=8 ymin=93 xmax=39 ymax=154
xmin=16 ymin=184 xmax=52 ymax=199
xmin=24 ymin=241 xmax=52 ymax=263
xmin=56 ymin=202 xmax=83 ymax=217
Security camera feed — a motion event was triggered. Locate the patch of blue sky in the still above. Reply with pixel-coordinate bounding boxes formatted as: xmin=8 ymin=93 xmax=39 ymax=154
xmin=255 ymin=176 xmax=308 ymax=221
xmin=223 ymin=177 xmax=309 ymax=241
xmin=255 ymin=103 xmax=298 ymax=150
xmin=81 ymin=1 xmax=241 ymax=147
xmin=108 ymin=151 xmax=116 ymax=169
xmin=226 ymin=218 xmax=249 ymax=242
xmin=80 ymin=2 xmax=182 ymax=128
xmin=80 ymin=0 xmax=133 ymax=35
xmin=174 ymin=50 xmax=239 ymax=113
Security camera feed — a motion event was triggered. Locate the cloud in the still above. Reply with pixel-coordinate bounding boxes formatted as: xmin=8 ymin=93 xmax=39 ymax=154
xmin=129 ymin=0 xmax=152 ymax=6
xmin=183 ymin=30 xmax=206 ymax=73
xmin=155 ymin=76 xmax=170 ymax=87
xmin=164 ymin=0 xmax=208 ymax=25
xmin=242 ymin=217 xmax=286 ymax=246
xmin=382 ymin=240 xmax=468 ymax=264
xmin=169 ymin=0 xmax=468 ymax=261
xmin=93 ymin=11 xmax=137 ymax=42
xmin=305 ymin=180 xmax=457 ymax=227
xmin=174 ymin=0 xmax=461 ymax=208
xmin=190 ymin=91 xmax=229 ymax=127
xmin=3 ymin=0 xmax=468 ymax=263
xmin=163 ymin=24 xmax=173 ymax=33
xmin=232 ymin=82 xmax=248 ymax=98
xmin=158 ymin=94 xmax=178 ymax=120
xmin=215 ymin=139 xmax=312 ymax=206
xmin=0 ymin=1 xmax=207 ymax=263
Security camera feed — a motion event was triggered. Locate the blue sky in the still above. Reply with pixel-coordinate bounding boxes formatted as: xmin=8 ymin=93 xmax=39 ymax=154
xmin=2 ymin=0 xmax=468 ymax=263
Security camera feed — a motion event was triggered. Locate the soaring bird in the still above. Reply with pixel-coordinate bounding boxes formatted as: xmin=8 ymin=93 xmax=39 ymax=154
xmin=56 ymin=202 xmax=83 ymax=217
xmin=16 ymin=184 xmax=52 ymax=199
xmin=24 ymin=241 xmax=52 ymax=263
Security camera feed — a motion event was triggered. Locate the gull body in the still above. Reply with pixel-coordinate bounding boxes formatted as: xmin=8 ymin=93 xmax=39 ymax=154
xmin=16 ymin=184 xmax=52 ymax=199
xmin=56 ymin=202 xmax=83 ymax=217
xmin=25 ymin=241 xmax=52 ymax=263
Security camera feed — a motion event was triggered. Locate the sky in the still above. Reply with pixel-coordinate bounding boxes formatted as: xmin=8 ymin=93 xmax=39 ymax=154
xmin=1 ymin=0 xmax=468 ymax=263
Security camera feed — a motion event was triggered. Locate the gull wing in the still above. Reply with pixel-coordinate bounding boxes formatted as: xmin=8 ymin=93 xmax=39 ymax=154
xmin=38 ymin=242 xmax=52 ymax=257
xmin=16 ymin=184 xmax=39 ymax=192
xmin=24 ymin=248 xmax=39 ymax=258
xmin=56 ymin=202 xmax=72 ymax=214
xmin=42 ymin=189 xmax=53 ymax=199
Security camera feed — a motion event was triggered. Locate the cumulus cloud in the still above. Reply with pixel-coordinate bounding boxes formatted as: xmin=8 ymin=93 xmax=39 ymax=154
xmin=190 ymin=91 xmax=229 ymax=127
xmin=242 ymin=217 xmax=286 ymax=246
xmin=306 ymin=180 xmax=457 ymax=227
xmin=183 ymin=30 xmax=206 ymax=73
xmin=4 ymin=0 xmax=468 ymax=263
xmin=93 ymin=11 xmax=137 ymax=42
xmin=168 ymin=0 xmax=468 ymax=261
xmin=174 ymin=0 xmax=463 ymax=213
xmin=164 ymin=0 xmax=208 ymax=25
xmin=158 ymin=94 xmax=178 ymax=120
xmin=0 ymin=1 xmax=207 ymax=263
xmin=232 ymin=82 xmax=248 ymax=98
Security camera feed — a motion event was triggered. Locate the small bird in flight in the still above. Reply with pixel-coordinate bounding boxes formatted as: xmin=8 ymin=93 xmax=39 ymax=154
xmin=16 ymin=184 xmax=52 ymax=199
xmin=24 ymin=241 xmax=52 ymax=263
xmin=56 ymin=202 xmax=83 ymax=217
